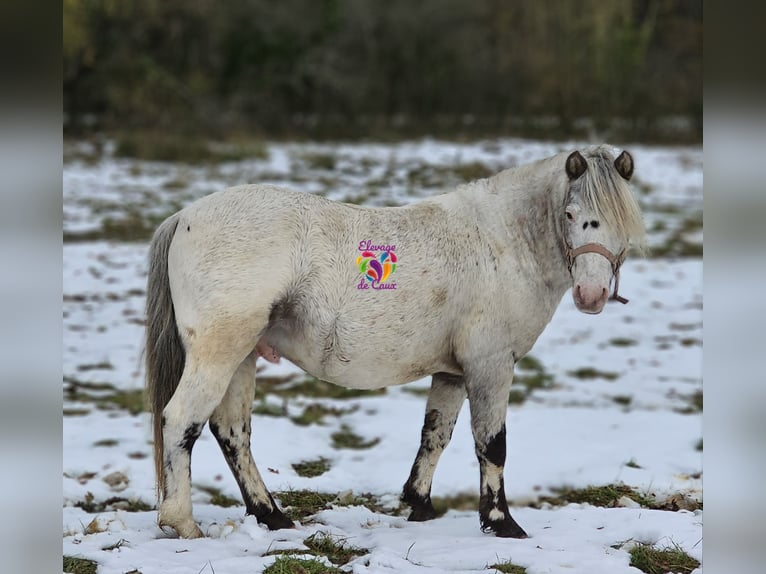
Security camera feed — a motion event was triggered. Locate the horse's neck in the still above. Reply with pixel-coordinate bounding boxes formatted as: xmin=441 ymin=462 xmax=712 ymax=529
xmin=438 ymin=174 xmax=572 ymax=295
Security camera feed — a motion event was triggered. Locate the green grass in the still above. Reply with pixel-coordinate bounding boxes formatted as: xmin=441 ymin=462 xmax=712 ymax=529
xmin=430 ymin=492 xmax=479 ymax=517
xmin=275 ymin=490 xmax=337 ymax=522
xmin=63 ymin=556 xmax=98 ymax=574
xmin=538 ymin=484 xmax=655 ymax=508
xmin=292 ymin=458 xmax=332 ymax=478
xmin=274 ymin=489 xmax=386 ymax=522
xmin=508 ymin=354 xmax=556 ymax=404
xmin=331 ymin=425 xmax=380 ymax=450
xmin=64 ymin=379 xmax=145 ymax=414
xmin=609 ymin=337 xmax=638 ymax=347
xmin=568 ymin=367 xmax=619 ymax=381
xmin=75 ymin=492 xmax=154 ymax=513
xmin=291 ymin=404 xmax=356 ymax=426
xmin=612 ymin=395 xmax=633 ymax=407
xmin=93 ymin=439 xmax=119 ymax=447
xmin=113 ymin=132 xmax=269 ymax=164
xmin=253 ymin=399 xmax=288 ymax=417
xmin=196 ymin=485 xmax=240 ymax=508
xmin=628 ymin=542 xmax=700 ymax=574
xmin=675 ymin=390 xmax=703 ymax=415
xmin=300 ymin=152 xmax=337 ymax=170
xmin=303 ymin=532 xmax=367 ymax=565
xmin=490 ymin=561 xmax=528 ymax=574
xmin=263 ymin=555 xmax=342 ymax=574
xmin=259 ymin=377 xmax=386 ymax=400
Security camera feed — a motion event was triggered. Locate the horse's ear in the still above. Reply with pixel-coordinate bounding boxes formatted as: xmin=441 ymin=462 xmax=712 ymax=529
xmin=565 ymin=151 xmax=587 ymax=180
xmin=614 ymin=150 xmax=634 ymax=180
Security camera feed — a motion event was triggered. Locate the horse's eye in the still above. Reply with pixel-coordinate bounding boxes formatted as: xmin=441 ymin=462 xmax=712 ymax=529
xmin=591 ymin=221 xmax=599 ymax=229
xmin=566 ymin=211 xmax=574 ymax=221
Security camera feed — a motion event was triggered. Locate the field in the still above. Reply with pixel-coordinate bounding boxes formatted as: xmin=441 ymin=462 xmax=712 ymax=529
xmin=63 ymin=138 xmax=702 ymax=574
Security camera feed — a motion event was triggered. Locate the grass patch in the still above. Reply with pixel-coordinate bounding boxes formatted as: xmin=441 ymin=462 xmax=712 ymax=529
xmin=609 ymin=337 xmax=638 ymax=347
xmin=259 ymin=377 xmax=386 ymax=400
xmin=75 ymin=492 xmax=154 ymax=513
xmin=63 ymin=209 xmax=175 ymax=243
xmin=64 ymin=408 xmax=91 ymax=416
xmin=300 ymin=152 xmax=337 ymax=170
xmin=292 ymin=458 xmax=332 ymax=478
xmin=490 ymin=561 xmax=528 ymax=574
xmin=263 ymin=555 xmax=342 ymax=574
xmin=430 ymin=492 xmax=479 ymax=517
xmin=63 ymin=556 xmax=98 ymax=574
xmin=93 ymin=439 xmax=119 ymax=447
xmin=64 ymin=380 xmax=145 ymax=414
xmin=331 ymin=425 xmax=380 ymax=450
xmin=508 ymin=354 xmax=556 ymax=404
xmin=451 ymin=161 xmax=495 ymax=182
xmin=675 ymin=390 xmax=703 ymax=414
xmin=275 ymin=490 xmax=337 ymax=522
xmin=568 ymin=367 xmax=619 ymax=381
xmin=649 ymin=213 xmax=703 ymax=258
xmin=291 ymin=404 xmax=357 ymax=426
xmin=628 ymin=542 xmax=700 ymax=574
xmin=612 ymin=395 xmax=633 ymax=407
xmin=196 ymin=485 xmax=240 ymax=508
xmin=253 ymin=399 xmax=288 ymax=417
xmin=77 ymin=361 xmax=114 ymax=371
xmin=537 ymin=484 xmax=655 ymax=508
xmin=303 ymin=531 xmax=367 ymax=565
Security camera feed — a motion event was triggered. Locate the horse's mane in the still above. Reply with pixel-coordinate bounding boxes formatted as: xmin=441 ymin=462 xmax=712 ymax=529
xmin=576 ymin=145 xmax=647 ymax=253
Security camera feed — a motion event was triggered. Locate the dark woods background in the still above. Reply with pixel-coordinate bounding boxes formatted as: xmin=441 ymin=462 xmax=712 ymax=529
xmin=63 ymin=0 xmax=701 ymax=142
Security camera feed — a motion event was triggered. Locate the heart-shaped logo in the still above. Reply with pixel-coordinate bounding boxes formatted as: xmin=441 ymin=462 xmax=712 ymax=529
xmin=356 ymin=250 xmax=397 ymax=285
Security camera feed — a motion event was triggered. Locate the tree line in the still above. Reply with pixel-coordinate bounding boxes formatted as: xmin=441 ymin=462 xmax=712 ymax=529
xmin=63 ymin=0 xmax=702 ymax=141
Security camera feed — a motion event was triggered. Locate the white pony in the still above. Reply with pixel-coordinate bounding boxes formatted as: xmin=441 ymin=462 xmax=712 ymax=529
xmin=145 ymin=145 xmax=645 ymax=539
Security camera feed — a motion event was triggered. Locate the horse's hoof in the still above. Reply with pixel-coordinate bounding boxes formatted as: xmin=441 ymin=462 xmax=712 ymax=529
xmin=407 ymin=505 xmax=438 ymax=522
xmin=259 ymin=509 xmax=295 ymax=531
xmin=481 ymin=515 xmax=528 ymax=539
xmin=494 ymin=523 xmax=529 ymax=539
xmin=160 ymin=519 xmax=204 ymax=539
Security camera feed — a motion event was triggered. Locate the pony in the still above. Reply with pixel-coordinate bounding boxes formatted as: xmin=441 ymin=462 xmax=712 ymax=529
xmin=145 ymin=145 xmax=645 ymax=539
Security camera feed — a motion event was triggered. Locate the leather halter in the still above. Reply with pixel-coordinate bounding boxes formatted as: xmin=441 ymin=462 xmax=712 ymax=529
xmin=563 ymin=241 xmax=628 ymax=304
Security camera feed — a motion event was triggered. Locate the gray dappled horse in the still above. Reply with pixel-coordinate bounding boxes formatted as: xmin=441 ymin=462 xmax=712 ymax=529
xmin=145 ymin=145 xmax=645 ymax=539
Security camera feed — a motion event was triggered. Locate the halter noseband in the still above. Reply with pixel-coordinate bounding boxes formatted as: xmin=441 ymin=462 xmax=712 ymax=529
xmin=563 ymin=241 xmax=628 ymax=304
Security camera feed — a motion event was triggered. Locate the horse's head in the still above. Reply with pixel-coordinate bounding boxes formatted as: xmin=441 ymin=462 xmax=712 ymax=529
xmin=562 ymin=147 xmax=645 ymax=314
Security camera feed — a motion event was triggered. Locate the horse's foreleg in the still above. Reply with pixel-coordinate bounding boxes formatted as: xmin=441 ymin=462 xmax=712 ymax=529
xmin=209 ymin=353 xmax=293 ymax=530
xmin=465 ymin=358 xmax=527 ymax=538
xmin=158 ymin=355 xmax=239 ymax=538
xmin=402 ymin=372 xmax=465 ymax=521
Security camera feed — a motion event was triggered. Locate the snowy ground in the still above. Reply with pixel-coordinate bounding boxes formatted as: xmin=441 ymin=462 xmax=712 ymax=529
xmin=63 ymin=139 xmax=702 ymax=573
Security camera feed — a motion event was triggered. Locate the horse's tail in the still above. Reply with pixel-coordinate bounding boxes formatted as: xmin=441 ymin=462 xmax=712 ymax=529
xmin=145 ymin=213 xmax=184 ymax=502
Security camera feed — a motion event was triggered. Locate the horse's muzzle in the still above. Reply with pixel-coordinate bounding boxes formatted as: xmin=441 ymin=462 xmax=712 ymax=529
xmin=573 ymin=284 xmax=608 ymax=314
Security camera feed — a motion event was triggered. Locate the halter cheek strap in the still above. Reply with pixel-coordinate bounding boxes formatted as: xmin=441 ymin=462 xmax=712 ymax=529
xmin=563 ymin=241 xmax=628 ymax=304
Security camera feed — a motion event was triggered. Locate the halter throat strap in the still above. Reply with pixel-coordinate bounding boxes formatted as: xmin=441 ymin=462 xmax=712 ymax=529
xmin=563 ymin=241 xmax=628 ymax=304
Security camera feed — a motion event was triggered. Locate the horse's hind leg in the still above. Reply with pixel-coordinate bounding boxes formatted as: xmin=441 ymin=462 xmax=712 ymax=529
xmin=208 ymin=353 xmax=293 ymax=530
xmin=402 ymin=372 xmax=466 ymax=521
xmin=464 ymin=353 xmax=527 ymax=538
xmin=158 ymin=350 xmax=244 ymax=538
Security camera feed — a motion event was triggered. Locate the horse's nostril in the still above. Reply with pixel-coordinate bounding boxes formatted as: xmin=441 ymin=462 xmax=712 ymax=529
xmin=601 ymin=288 xmax=608 ymax=299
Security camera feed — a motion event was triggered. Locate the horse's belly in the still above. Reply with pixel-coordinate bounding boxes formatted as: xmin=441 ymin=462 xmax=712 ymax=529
xmin=263 ymin=323 xmax=449 ymax=389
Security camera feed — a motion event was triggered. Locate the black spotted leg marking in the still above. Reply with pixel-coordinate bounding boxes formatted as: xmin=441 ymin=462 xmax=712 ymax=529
xmin=209 ymin=354 xmax=293 ymax=530
xmin=402 ymin=372 xmax=466 ymax=521
xmin=465 ymin=362 xmax=528 ymax=539
xmin=159 ymin=356 xmax=242 ymax=539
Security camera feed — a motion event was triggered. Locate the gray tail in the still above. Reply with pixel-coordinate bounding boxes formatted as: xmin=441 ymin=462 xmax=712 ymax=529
xmin=144 ymin=213 xmax=184 ymax=502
